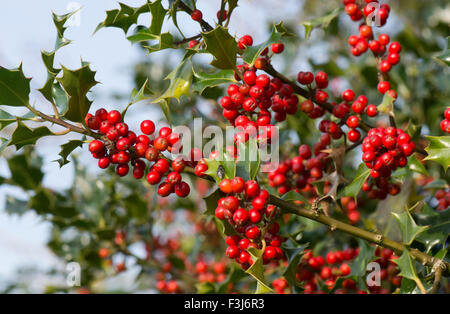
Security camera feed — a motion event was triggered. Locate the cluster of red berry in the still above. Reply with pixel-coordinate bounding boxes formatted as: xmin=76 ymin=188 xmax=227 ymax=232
xmin=344 ymin=0 xmax=401 ymax=98
xmin=371 ymin=247 xmax=402 ymax=293
xmin=296 ymin=248 xmax=358 ymax=294
xmin=85 ymin=109 xmax=190 ymax=198
xmin=268 ymin=144 xmax=329 ymax=195
xmin=272 ymin=277 xmax=289 ymax=294
xmin=213 ymin=177 xmax=285 ymax=269
xmin=298 ymin=72 xmax=377 ymax=143
xmin=340 ymin=196 xmax=361 ymax=224
xmin=440 ymin=107 xmax=450 ymax=133
xmin=361 ymin=127 xmax=414 ymax=199
xmin=435 ymin=189 xmax=450 ymax=212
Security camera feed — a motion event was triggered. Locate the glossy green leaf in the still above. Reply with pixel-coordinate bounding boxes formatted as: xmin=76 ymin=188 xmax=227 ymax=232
xmin=192 ymin=69 xmax=236 ymax=94
xmin=127 ymin=29 xmax=175 ymax=54
xmin=242 ymin=23 xmax=291 ymax=66
xmin=57 ymin=64 xmax=98 ymax=123
xmin=415 ymin=204 xmax=450 ymax=252
xmin=94 ymin=2 xmax=151 ymax=34
xmin=246 ymin=247 xmax=274 ymax=294
xmin=202 ymin=26 xmax=237 ymax=70
xmin=408 ymin=154 xmax=428 ymax=176
xmin=7 ymin=152 xmax=44 ymax=190
xmin=281 ymin=190 xmax=311 ymax=208
xmin=153 ymin=57 xmax=192 ymax=123
xmin=52 ymin=10 xmax=79 ymax=49
xmin=423 ymin=136 xmax=450 ymax=170
xmin=392 ymin=206 xmax=429 ymax=245
xmin=393 ymin=251 xmax=421 ymax=287
xmin=339 ymin=163 xmax=370 ymax=200
xmin=0 ymin=65 xmax=31 ymax=107
xmin=0 ymin=109 xmax=34 ymax=129
xmin=56 ymin=139 xmax=84 ymax=167
xmin=282 ymin=243 xmax=308 ymax=287
xmin=378 ymin=92 xmax=395 ymax=115
xmin=9 ymin=119 xmax=54 ymax=150
xmin=302 ymin=8 xmax=342 ymax=40
xmin=235 ymin=138 xmax=260 ymax=181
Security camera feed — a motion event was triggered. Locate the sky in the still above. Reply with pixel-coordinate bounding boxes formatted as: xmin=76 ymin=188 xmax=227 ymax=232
xmin=0 ymin=0 xmax=305 ymax=290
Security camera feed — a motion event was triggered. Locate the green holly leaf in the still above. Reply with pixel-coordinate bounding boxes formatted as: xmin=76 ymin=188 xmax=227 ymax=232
xmin=246 ymin=246 xmax=274 ymax=294
xmin=302 ymin=8 xmax=342 ymax=40
xmin=435 ymin=36 xmax=450 ymax=67
xmin=348 ymin=239 xmax=376 ymax=278
xmin=127 ymin=29 xmax=175 ymax=54
xmin=41 ymin=50 xmax=60 ymax=76
xmin=0 ymin=65 xmax=31 ymax=108
xmin=8 ymin=119 xmax=54 ymax=150
xmin=392 ymin=204 xmax=429 ymax=245
xmin=281 ymin=190 xmax=311 ymax=209
xmin=378 ymin=92 xmax=395 ymax=115
xmin=0 ymin=109 xmax=34 ymax=129
xmin=7 ymin=151 xmax=44 ymax=190
xmin=38 ymin=78 xmax=69 ymax=116
xmin=423 ymin=136 xmax=450 ymax=170
xmin=0 ymin=138 xmax=10 ymax=154
xmin=235 ymin=138 xmax=260 ymax=181
xmin=57 ymin=64 xmax=98 ymax=123
xmin=56 ymin=139 xmax=84 ymax=167
xmin=282 ymin=243 xmax=308 ymax=288
xmin=52 ymin=10 xmax=79 ymax=49
xmin=122 ymin=79 xmax=153 ymax=118
xmin=393 ymin=251 xmax=423 ymax=291
xmin=153 ymin=57 xmax=192 ymax=124
xmin=202 ymin=26 xmax=237 ymax=70
xmin=415 ymin=204 xmax=450 ymax=252
xmin=94 ymin=2 xmax=151 ymax=34
xmin=242 ymin=23 xmax=291 ymax=66
xmin=408 ymin=154 xmax=428 ymax=176
xmin=192 ymin=68 xmax=236 ymax=94
xmin=339 ymin=163 xmax=370 ymax=200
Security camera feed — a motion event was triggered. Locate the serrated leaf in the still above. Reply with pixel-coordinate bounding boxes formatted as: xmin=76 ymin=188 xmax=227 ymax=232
xmin=242 ymin=23 xmax=291 ymax=66
xmin=281 ymin=190 xmax=311 ymax=208
xmin=348 ymin=239 xmax=376 ymax=278
xmin=57 ymin=64 xmax=98 ymax=123
xmin=423 ymin=136 xmax=450 ymax=170
xmin=95 ymin=2 xmax=151 ymax=34
xmin=122 ymin=79 xmax=153 ymax=117
xmin=7 ymin=152 xmax=44 ymax=190
xmin=38 ymin=78 xmax=69 ymax=116
xmin=127 ymin=29 xmax=176 ymax=54
xmin=393 ymin=251 xmax=421 ymax=287
xmin=0 ymin=109 xmax=34 ymax=129
xmin=392 ymin=205 xmax=429 ymax=246
xmin=152 ymin=57 xmax=192 ymax=124
xmin=435 ymin=36 xmax=450 ymax=66
xmin=408 ymin=154 xmax=428 ymax=176
xmin=282 ymin=243 xmax=308 ymax=288
xmin=378 ymin=92 xmax=395 ymax=114
xmin=52 ymin=10 xmax=79 ymax=49
xmin=8 ymin=119 xmax=54 ymax=150
xmin=192 ymin=68 xmax=236 ymax=94
xmin=339 ymin=163 xmax=370 ymax=200
xmin=0 ymin=65 xmax=31 ymax=107
xmin=246 ymin=247 xmax=274 ymax=294
xmin=202 ymin=26 xmax=237 ymax=70
xmin=302 ymin=8 xmax=342 ymax=40
xmin=236 ymin=138 xmax=260 ymax=181
xmin=56 ymin=139 xmax=84 ymax=167
xmin=415 ymin=204 xmax=450 ymax=252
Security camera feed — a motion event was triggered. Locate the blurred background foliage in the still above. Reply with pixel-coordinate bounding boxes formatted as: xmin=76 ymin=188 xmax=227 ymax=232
xmin=0 ymin=0 xmax=448 ymax=293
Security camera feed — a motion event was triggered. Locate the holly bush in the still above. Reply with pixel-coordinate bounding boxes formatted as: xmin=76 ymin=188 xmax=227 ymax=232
xmin=0 ymin=0 xmax=449 ymax=294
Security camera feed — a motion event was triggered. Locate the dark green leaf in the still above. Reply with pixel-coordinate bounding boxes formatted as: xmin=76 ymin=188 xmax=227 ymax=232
xmin=392 ymin=204 xmax=429 ymax=245
xmin=57 ymin=64 xmax=98 ymax=123
xmin=202 ymin=26 xmax=237 ymax=70
xmin=56 ymin=139 xmax=84 ymax=167
xmin=339 ymin=163 xmax=370 ymax=200
xmin=0 ymin=65 xmax=31 ymax=107
xmin=94 ymin=2 xmax=151 ymax=34
xmin=9 ymin=119 xmax=54 ymax=150
xmin=242 ymin=23 xmax=291 ymax=66
xmin=192 ymin=68 xmax=236 ymax=94
xmin=423 ymin=136 xmax=450 ymax=170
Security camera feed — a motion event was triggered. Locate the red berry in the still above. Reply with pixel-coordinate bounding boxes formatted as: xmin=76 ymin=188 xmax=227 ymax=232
xmin=366 ymin=104 xmax=378 ymax=117
xmin=107 ymin=110 xmax=121 ymax=124
xmin=190 ymin=9 xmax=203 ymax=21
xmin=348 ymin=129 xmax=361 ymax=142
xmin=377 ymin=81 xmax=391 ymax=94
xmin=140 ymin=120 xmax=155 ymax=135
xmin=174 ymin=181 xmax=190 ymax=197
xmin=271 ymin=43 xmax=285 ymax=54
